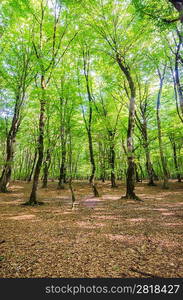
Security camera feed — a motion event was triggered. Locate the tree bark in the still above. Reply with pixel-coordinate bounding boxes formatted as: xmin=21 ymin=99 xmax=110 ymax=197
xmin=145 ymin=147 xmax=156 ymax=185
xmin=170 ymin=137 xmax=182 ymax=182
xmin=0 ymin=97 xmax=21 ymax=192
xmin=42 ymin=149 xmax=51 ymax=188
xmin=109 ymin=133 xmax=117 ymax=188
xmin=88 ymin=128 xmax=96 ymax=184
xmin=58 ymin=142 xmax=67 ymax=189
xmin=173 ymin=141 xmax=181 ymax=182
xmin=157 ymin=67 xmax=169 ymax=189
xmin=28 ymin=75 xmax=46 ymax=204
xmin=82 ymin=48 xmax=98 ymax=196
xmin=135 ymin=163 xmax=141 ymax=182
xmin=175 ymin=50 xmax=183 ymax=116
xmin=27 ymin=150 xmax=38 ymax=182
xmin=135 ymin=86 xmax=156 ymax=186
xmin=116 ymin=54 xmax=139 ymax=200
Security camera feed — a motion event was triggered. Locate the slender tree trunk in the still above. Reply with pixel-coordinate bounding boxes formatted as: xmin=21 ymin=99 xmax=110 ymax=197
xmin=157 ymin=68 xmax=169 ymax=189
xmin=0 ymin=98 xmax=21 ymax=192
xmin=145 ymin=144 xmax=156 ymax=186
xmin=88 ymin=127 xmax=96 ymax=184
xmin=27 ymin=150 xmax=38 ymax=182
xmin=142 ymin=121 xmax=156 ymax=185
xmin=135 ymin=163 xmax=141 ymax=182
xmin=172 ymin=140 xmax=181 ymax=182
xmin=42 ymin=149 xmax=51 ymax=188
xmin=175 ymin=53 xmax=183 ymax=116
xmin=135 ymin=107 xmax=156 ymax=185
xmin=125 ymin=95 xmax=137 ymax=198
xmin=28 ymin=75 xmax=46 ymax=205
xmin=83 ymin=48 xmax=99 ymax=196
xmin=58 ymin=141 xmax=67 ymax=189
xmin=139 ymin=163 xmax=144 ymax=181
xmin=99 ymin=142 xmax=105 ymax=182
xmin=109 ymin=142 xmax=117 ymax=187
xmin=69 ymin=178 xmax=76 ymax=209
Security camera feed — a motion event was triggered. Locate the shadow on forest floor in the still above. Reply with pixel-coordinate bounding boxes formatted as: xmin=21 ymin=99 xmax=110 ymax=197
xmin=0 ymin=179 xmax=183 ymax=278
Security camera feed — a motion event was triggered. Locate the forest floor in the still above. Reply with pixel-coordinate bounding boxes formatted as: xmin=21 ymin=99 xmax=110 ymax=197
xmin=0 ymin=180 xmax=183 ymax=278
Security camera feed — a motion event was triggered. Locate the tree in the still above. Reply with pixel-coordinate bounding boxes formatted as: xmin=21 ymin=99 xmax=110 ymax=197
xmin=26 ymin=0 xmax=77 ymax=205
xmin=156 ymin=65 xmax=169 ymax=189
xmin=135 ymin=81 xmax=156 ymax=186
xmin=0 ymin=29 xmax=33 ymax=192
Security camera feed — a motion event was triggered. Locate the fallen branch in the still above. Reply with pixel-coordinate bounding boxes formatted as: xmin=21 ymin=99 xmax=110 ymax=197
xmin=129 ymin=267 xmax=162 ymax=278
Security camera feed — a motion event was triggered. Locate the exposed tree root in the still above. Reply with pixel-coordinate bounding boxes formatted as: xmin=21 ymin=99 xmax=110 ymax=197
xmin=130 ymin=267 xmax=162 ymax=278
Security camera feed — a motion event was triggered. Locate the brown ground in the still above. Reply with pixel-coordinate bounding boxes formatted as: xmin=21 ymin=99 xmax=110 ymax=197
xmin=0 ymin=180 xmax=183 ymax=278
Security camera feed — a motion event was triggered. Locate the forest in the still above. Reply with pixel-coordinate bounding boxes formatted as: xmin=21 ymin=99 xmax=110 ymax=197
xmin=0 ymin=0 xmax=183 ymax=278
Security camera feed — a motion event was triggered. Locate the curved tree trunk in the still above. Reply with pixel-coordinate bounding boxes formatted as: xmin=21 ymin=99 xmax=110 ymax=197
xmin=116 ymin=54 xmax=140 ymax=200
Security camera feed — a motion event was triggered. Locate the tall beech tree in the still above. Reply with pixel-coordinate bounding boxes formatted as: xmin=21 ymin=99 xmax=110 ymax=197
xmin=135 ymin=81 xmax=156 ymax=186
xmin=93 ymin=93 xmax=122 ymax=188
xmin=156 ymin=65 xmax=169 ymax=189
xmin=26 ymin=0 xmax=77 ymax=205
xmin=0 ymin=33 xmax=33 ymax=192
xmin=86 ymin=1 xmax=144 ymax=199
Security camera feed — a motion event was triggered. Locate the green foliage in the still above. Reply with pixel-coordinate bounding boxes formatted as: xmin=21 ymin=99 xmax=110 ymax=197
xmin=0 ymin=0 xmax=182 ymax=182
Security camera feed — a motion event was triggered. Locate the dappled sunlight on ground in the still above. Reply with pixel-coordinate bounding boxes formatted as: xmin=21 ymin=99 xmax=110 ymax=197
xmin=0 ymin=180 xmax=183 ymax=278
xmin=7 ymin=214 xmax=36 ymax=220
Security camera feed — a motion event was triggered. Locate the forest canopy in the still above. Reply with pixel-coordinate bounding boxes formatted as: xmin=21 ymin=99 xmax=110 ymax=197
xmin=0 ymin=0 xmax=183 ymax=204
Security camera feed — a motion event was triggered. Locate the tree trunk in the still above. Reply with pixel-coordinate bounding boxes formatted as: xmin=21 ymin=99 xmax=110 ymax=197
xmin=69 ymin=178 xmax=76 ymax=209
xmin=58 ymin=142 xmax=66 ymax=189
xmin=109 ymin=143 xmax=117 ymax=188
xmin=116 ymin=54 xmax=140 ymax=200
xmin=27 ymin=150 xmax=37 ymax=182
xmin=175 ymin=53 xmax=183 ymax=116
xmin=135 ymin=163 xmax=141 ymax=182
xmin=157 ymin=68 xmax=169 ymax=189
xmin=27 ymin=75 xmax=46 ymax=205
xmin=172 ymin=140 xmax=181 ymax=182
xmin=142 ymin=120 xmax=156 ymax=186
xmin=42 ymin=149 xmax=51 ymax=188
xmin=125 ymin=97 xmax=137 ymax=199
xmin=145 ymin=144 xmax=156 ymax=186
xmin=99 ymin=142 xmax=106 ymax=182
xmin=0 ymin=98 xmax=21 ymax=192
xmin=88 ymin=128 xmax=96 ymax=184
